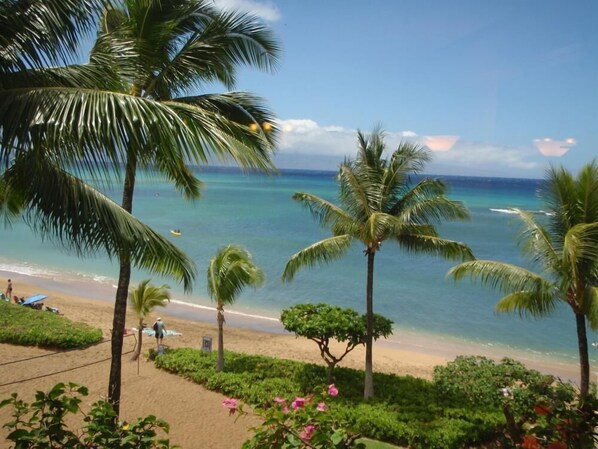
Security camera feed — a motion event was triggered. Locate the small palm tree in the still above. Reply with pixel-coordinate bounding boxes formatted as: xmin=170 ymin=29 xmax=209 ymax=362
xmin=283 ymin=127 xmax=473 ymax=398
xmin=207 ymin=245 xmax=264 ymax=371
xmin=128 ymin=279 xmax=171 ymax=360
xmin=449 ymin=162 xmax=598 ymax=397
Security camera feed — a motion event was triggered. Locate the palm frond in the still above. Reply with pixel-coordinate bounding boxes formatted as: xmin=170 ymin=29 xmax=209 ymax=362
xmin=292 ymin=192 xmax=352 ymax=230
xmin=583 ymin=287 xmax=598 ymax=330
xmin=128 ymin=279 xmax=171 ymax=319
xmin=0 ymin=0 xmax=107 ymax=72
xmin=207 ymin=245 xmax=264 ymax=305
xmin=6 ymin=153 xmax=196 ymax=291
xmin=449 ymin=260 xmax=554 ymax=296
xmin=562 ymin=222 xmax=598 ymax=282
xmin=397 ymin=232 xmax=474 ymax=261
xmin=496 ymin=290 xmax=558 ymax=318
xmin=515 ymin=209 xmax=560 ymax=272
xmin=282 ymin=235 xmax=353 ymax=282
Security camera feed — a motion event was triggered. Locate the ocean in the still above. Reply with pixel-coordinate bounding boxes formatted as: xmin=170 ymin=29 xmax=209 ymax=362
xmin=1 ymin=167 xmax=596 ymax=367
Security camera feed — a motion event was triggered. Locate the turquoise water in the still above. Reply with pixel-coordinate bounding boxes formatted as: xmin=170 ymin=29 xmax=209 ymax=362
xmin=1 ymin=167 xmax=596 ymax=364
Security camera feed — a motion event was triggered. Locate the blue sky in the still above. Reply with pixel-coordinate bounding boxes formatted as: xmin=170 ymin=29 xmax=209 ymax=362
xmin=214 ymin=0 xmax=598 ymax=178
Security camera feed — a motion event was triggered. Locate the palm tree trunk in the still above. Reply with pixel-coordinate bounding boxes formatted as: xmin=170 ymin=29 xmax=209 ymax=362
xmin=108 ymin=153 xmax=137 ymax=417
xmin=363 ymin=250 xmax=375 ymax=399
xmin=217 ymin=307 xmax=225 ymax=372
xmin=133 ymin=318 xmax=143 ymax=361
xmin=574 ymin=312 xmax=590 ymax=397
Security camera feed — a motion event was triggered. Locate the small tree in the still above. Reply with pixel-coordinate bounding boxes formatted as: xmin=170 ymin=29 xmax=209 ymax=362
xmin=281 ymin=303 xmax=393 ymax=382
xmin=128 ymin=279 xmax=171 ymax=361
xmin=207 ymin=245 xmax=264 ymax=371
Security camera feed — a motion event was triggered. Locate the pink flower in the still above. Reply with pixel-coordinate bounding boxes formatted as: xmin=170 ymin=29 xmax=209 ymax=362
xmin=291 ymin=397 xmax=305 ymax=409
xmin=222 ymin=398 xmax=237 ymax=415
xmin=273 ymin=396 xmax=286 ymax=404
xmin=282 ymin=405 xmax=290 ymax=413
xmin=300 ymin=424 xmax=316 ymax=441
xmin=316 ymin=402 xmax=327 ymax=412
xmin=328 ymin=384 xmax=339 ymax=396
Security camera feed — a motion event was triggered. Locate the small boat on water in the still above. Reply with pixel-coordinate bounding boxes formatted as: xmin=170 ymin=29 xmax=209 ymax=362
xmin=170 ymin=229 xmax=182 ymax=236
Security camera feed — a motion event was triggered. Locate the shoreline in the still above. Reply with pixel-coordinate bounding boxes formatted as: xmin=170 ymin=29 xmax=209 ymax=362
xmin=0 ymin=267 xmax=585 ymax=384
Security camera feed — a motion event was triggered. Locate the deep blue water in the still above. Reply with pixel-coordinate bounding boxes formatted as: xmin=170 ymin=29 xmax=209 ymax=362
xmin=1 ymin=167 xmax=596 ymax=364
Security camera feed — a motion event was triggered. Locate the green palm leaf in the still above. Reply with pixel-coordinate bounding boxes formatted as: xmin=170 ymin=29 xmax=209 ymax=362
xmin=282 ymin=235 xmax=353 ymax=282
xmin=6 ymin=152 xmax=196 ymax=291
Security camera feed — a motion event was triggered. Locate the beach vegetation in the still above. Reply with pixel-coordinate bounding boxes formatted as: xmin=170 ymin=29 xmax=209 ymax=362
xmin=280 ymin=303 xmax=393 ymax=382
xmin=229 ymin=384 xmax=366 ymax=449
xmin=434 ymin=355 xmax=598 ymax=448
xmin=449 ymin=162 xmax=598 ymax=399
xmin=0 ymin=382 xmax=177 ymax=448
xmin=282 ymin=127 xmax=473 ymax=399
xmin=0 ymin=301 xmax=102 ymax=349
xmin=207 ymin=245 xmax=265 ymax=371
xmin=154 ymin=348 xmax=514 ymax=448
xmin=128 ymin=279 xmax=171 ymax=360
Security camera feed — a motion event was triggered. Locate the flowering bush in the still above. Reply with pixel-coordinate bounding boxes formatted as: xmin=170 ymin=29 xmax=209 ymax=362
xmin=224 ymin=384 xmax=364 ymax=449
xmin=0 ymin=382 xmax=177 ymax=448
xmin=501 ymin=381 xmax=598 ymax=448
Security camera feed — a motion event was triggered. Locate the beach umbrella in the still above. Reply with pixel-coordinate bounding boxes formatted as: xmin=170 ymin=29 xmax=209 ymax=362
xmin=21 ymin=294 xmax=48 ymax=306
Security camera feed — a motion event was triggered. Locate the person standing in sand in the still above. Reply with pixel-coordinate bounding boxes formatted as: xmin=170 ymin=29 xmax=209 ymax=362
xmin=6 ymin=279 xmax=12 ymax=299
xmin=153 ymin=317 xmax=166 ymax=350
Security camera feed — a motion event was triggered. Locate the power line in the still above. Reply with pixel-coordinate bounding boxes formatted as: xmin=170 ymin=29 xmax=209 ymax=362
xmin=0 ymin=349 xmax=134 ymax=388
xmin=0 ymin=334 xmax=133 ymax=367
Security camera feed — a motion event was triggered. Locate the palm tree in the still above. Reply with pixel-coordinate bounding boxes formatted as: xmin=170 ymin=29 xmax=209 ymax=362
xmin=207 ymin=245 xmax=264 ymax=371
xmin=283 ymin=127 xmax=473 ymax=398
xmin=93 ymin=0 xmax=279 ymax=411
xmin=449 ymin=162 xmax=598 ymax=397
xmin=128 ymin=279 xmax=171 ymax=360
xmin=0 ymin=0 xmax=279 ymax=415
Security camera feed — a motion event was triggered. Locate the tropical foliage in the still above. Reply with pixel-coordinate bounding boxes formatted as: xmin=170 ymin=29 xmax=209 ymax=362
xmin=207 ymin=245 xmax=264 ymax=371
xmin=0 ymin=301 xmax=102 ymax=349
xmin=0 ymin=0 xmax=280 ymax=415
xmin=128 ymin=279 xmax=171 ymax=360
xmin=280 ymin=303 xmax=393 ymax=382
xmin=0 ymin=382 xmax=177 ymax=448
xmin=93 ymin=0 xmax=280 ymax=412
xmin=283 ymin=127 xmax=473 ymax=398
xmin=448 ymin=162 xmax=598 ymax=398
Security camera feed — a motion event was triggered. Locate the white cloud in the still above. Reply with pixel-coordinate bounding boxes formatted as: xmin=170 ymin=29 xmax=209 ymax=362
xmin=533 ymin=137 xmax=576 ymax=157
xmin=275 ymin=118 xmax=545 ymax=177
xmin=212 ymin=0 xmax=281 ymax=21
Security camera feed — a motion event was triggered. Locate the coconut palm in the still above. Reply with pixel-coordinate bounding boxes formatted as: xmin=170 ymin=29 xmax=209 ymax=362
xmin=207 ymin=245 xmax=264 ymax=371
xmin=283 ymin=127 xmax=473 ymax=398
xmin=92 ymin=0 xmax=279 ymax=410
xmin=128 ymin=279 xmax=171 ymax=360
xmin=449 ymin=162 xmax=598 ymax=397
xmin=0 ymin=0 xmax=279 ymax=415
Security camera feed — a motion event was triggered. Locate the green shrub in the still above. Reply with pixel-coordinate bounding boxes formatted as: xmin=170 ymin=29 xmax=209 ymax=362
xmin=155 ymin=348 xmax=507 ymax=448
xmin=432 ymin=355 xmax=553 ymax=407
xmin=0 ymin=382 xmax=177 ymax=448
xmin=0 ymin=301 xmax=102 ymax=349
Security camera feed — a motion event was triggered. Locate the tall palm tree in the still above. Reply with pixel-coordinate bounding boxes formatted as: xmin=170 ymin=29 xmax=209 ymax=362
xmin=0 ymin=0 xmax=279 ymax=416
xmin=93 ymin=0 xmax=279 ymax=411
xmin=449 ymin=162 xmax=598 ymax=397
xmin=207 ymin=245 xmax=264 ymax=371
xmin=128 ymin=279 xmax=171 ymax=360
xmin=283 ymin=127 xmax=473 ymax=398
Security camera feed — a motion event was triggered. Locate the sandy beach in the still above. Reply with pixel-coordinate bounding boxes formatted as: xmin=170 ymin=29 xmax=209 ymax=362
xmin=0 ymin=273 xmax=584 ymax=448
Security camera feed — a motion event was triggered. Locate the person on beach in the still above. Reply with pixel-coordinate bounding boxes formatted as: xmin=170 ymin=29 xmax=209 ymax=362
xmin=153 ymin=317 xmax=166 ymax=349
xmin=6 ymin=279 xmax=12 ymax=299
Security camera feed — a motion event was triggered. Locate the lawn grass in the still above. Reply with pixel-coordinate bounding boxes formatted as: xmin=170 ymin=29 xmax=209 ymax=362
xmin=0 ymin=301 xmax=103 ymax=349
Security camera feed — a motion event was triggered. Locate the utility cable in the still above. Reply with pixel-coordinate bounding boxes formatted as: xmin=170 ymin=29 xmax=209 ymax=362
xmin=0 ymin=349 xmax=135 ymax=388
xmin=0 ymin=334 xmax=134 ymax=367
